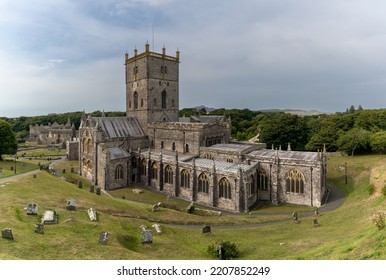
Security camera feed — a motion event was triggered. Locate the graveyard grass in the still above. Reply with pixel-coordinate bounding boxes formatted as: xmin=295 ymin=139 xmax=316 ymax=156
xmin=0 ymin=155 xmax=385 ymax=260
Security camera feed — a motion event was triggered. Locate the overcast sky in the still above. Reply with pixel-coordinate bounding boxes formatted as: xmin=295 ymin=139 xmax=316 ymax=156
xmin=1 ymin=0 xmax=386 ymax=117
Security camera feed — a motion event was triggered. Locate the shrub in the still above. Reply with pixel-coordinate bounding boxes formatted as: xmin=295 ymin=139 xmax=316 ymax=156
xmin=207 ymin=241 xmax=240 ymax=260
xmin=370 ymin=211 xmax=385 ymax=230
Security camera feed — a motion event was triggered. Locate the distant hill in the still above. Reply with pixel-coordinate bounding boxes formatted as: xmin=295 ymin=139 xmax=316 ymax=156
xmin=257 ymin=109 xmax=331 ymax=116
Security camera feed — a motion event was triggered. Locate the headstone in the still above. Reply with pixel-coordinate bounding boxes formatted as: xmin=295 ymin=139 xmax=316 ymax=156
xmin=133 ymin=188 xmax=143 ymax=194
xmin=292 ymin=211 xmax=299 ymax=223
xmin=218 ymin=244 xmax=226 ymax=260
xmin=34 ymin=223 xmax=44 ymax=234
xmin=62 ymin=169 xmax=66 ymax=174
xmin=1 ymin=228 xmax=14 ymax=240
xmin=26 ymin=202 xmax=39 ymax=215
xmin=71 ymin=167 xmax=74 ymax=173
xmin=152 ymin=224 xmax=162 ymax=234
xmin=66 ymin=198 xmax=76 ymax=211
xmin=78 ymin=181 xmax=83 ymax=188
xmin=313 ymin=219 xmax=320 ymax=227
xmin=88 ymin=208 xmax=97 ymax=221
xmin=202 ymin=225 xmax=211 ymax=235
xmin=96 ymin=187 xmax=101 ymax=195
xmin=315 ymin=209 xmax=319 ymax=216
xmin=99 ymin=232 xmax=109 ymax=245
xmin=152 ymin=202 xmax=161 ymax=212
xmin=41 ymin=210 xmax=57 ymax=224
xmin=187 ymin=202 xmax=195 ymax=214
xmin=90 ymin=185 xmax=94 ymax=193
xmin=141 ymin=229 xmax=153 ymax=244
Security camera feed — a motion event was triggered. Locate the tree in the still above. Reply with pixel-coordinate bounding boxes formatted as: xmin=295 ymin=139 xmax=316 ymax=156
xmin=259 ymin=114 xmax=309 ymax=151
xmin=305 ymin=119 xmax=342 ymax=151
xmin=370 ymin=130 xmax=386 ymax=154
xmin=337 ymin=127 xmax=371 ymax=156
xmin=0 ymin=120 xmax=18 ymax=160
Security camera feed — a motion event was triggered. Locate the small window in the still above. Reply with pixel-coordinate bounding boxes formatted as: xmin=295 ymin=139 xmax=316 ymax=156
xmin=172 ymin=142 xmax=175 ymax=151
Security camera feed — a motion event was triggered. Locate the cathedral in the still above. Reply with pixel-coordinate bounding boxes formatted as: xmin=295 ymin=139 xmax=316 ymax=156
xmin=76 ymin=43 xmax=327 ymax=212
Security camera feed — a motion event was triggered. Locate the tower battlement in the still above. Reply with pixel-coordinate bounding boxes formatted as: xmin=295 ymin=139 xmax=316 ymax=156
xmin=125 ymin=43 xmax=180 ymax=64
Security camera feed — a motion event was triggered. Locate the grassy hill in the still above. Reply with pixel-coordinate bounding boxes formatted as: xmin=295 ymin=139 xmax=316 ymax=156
xmin=0 ymin=155 xmax=385 ymax=260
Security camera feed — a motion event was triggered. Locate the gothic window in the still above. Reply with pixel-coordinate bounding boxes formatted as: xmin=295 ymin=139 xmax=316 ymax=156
xmin=257 ymin=168 xmax=268 ymax=190
xmin=140 ymin=159 xmax=147 ymax=176
xmin=198 ymin=173 xmax=209 ymax=193
xmin=133 ymin=66 xmax=138 ymax=74
xmin=185 ymin=144 xmax=189 ymax=153
xmin=115 ymin=165 xmax=124 ymax=180
xmin=164 ymin=165 xmax=173 ymax=184
xmin=161 ymin=141 xmax=164 ymax=149
xmin=180 ymin=169 xmax=190 ymax=188
xmin=247 ymin=175 xmax=255 ymax=196
xmin=285 ymin=169 xmax=305 ymax=194
xmin=87 ymin=139 xmax=92 ymax=154
xmin=133 ymin=92 xmax=138 ymax=110
xmin=219 ymin=177 xmax=231 ymax=199
xmin=172 ymin=142 xmax=176 ymax=151
xmin=151 ymin=162 xmax=158 ymax=180
xmin=162 ymin=90 xmax=167 ymax=109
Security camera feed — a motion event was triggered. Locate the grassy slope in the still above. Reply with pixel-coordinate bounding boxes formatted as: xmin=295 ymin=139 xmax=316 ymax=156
xmin=0 ymin=155 xmax=385 ymax=260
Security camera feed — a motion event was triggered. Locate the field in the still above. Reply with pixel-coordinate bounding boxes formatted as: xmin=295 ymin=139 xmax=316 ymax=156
xmin=0 ymin=153 xmax=385 ymax=260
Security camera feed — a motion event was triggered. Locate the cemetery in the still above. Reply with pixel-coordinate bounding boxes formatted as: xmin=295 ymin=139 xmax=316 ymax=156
xmin=0 ymin=154 xmax=385 ymax=260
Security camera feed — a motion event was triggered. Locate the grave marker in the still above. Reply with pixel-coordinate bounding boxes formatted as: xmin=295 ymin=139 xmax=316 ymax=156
xmin=202 ymin=225 xmax=211 ymax=235
xmin=34 ymin=223 xmax=44 ymax=234
xmin=66 ymin=198 xmax=76 ymax=211
xmin=1 ymin=228 xmax=14 ymax=240
xmin=26 ymin=202 xmax=38 ymax=215
xmin=99 ymin=232 xmax=109 ymax=245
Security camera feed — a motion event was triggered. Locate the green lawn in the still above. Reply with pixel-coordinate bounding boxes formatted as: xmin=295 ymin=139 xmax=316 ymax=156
xmin=0 ymin=155 xmax=385 ymax=260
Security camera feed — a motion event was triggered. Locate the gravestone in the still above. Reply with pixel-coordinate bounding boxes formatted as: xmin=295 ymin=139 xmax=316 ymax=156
xmin=292 ymin=211 xmax=299 ymax=224
xmin=133 ymin=189 xmax=143 ymax=194
xmin=152 ymin=224 xmax=162 ymax=234
xmin=90 ymin=185 xmax=94 ymax=193
xmin=202 ymin=225 xmax=211 ymax=235
xmin=187 ymin=202 xmax=195 ymax=214
xmin=315 ymin=209 xmax=319 ymax=216
xmin=71 ymin=167 xmax=74 ymax=173
xmin=66 ymin=198 xmax=76 ymax=211
xmin=313 ymin=219 xmax=320 ymax=227
xmin=26 ymin=202 xmax=38 ymax=215
xmin=152 ymin=202 xmax=161 ymax=212
xmin=78 ymin=181 xmax=83 ymax=188
xmin=34 ymin=223 xmax=44 ymax=234
xmin=41 ymin=210 xmax=57 ymax=224
xmin=88 ymin=208 xmax=97 ymax=221
xmin=141 ymin=229 xmax=153 ymax=244
xmin=99 ymin=232 xmax=109 ymax=245
xmin=1 ymin=228 xmax=14 ymax=240
xmin=96 ymin=187 xmax=101 ymax=195
xmin=62 ymin=169 xmax=66 ymax=174
xmin=218 ymin=244 xmax=226 ymax=260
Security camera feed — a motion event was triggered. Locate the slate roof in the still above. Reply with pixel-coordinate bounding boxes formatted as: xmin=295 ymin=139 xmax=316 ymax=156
xmin=107 ymin=147 xmax=130 ymax=160
xmin=191 ymin=158 xmax=254 ymax=173
xmin=93 ymin=117 xmax=145 ymax=139
xmin=207 ymin=143 xmax=253 ymax=152
xmin=248 ymin=149 xmax=319 ymax=161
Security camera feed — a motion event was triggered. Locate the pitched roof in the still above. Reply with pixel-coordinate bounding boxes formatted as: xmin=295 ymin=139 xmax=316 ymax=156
xmin=93 ymin=117 xmax=145 ymax=139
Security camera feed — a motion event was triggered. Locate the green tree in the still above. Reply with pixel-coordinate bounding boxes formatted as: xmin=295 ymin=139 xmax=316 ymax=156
xmin=370 ymin=130 xmax=386 ymax=154
xmin=337 ymin=127 xmax=371 ymax=156
xmin=0 ymin=119 xmax=18 ymax=160
xmin=305 ymin=119 xmax=341 ymax=151
xmin=259 ymin=114 xmax=309 ymax=150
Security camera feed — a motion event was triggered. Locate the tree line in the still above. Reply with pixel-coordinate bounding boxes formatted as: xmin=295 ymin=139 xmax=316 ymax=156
xmin=2 ymin=105 xmax=386 ymax=156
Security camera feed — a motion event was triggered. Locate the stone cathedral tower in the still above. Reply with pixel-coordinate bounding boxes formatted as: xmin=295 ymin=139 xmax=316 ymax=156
xmin=125 ymin=43 xmax=180 ymax=131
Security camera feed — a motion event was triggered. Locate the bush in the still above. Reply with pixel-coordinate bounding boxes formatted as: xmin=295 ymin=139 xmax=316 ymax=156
xmin=207 ymin=241 xmax=240 ymax=260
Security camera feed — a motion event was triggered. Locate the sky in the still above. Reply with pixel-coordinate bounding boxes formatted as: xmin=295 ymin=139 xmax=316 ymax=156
xmin=1 ymin=0 xmax=386 ymax=117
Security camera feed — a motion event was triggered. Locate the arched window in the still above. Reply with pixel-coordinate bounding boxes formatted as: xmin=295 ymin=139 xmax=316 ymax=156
xmin=87 ymin=139 xmax=92 ymax=154
xmin=198 ymin=173 xmax=209 ymax=193
xmin=285 ymin=169 xmax=305 ymax=194
xmin=131 ymin=156 xmax=137 ymax=169
xmin=219 ymin=177 xmax=231 ymax=199
xmin=140 ymin=159 xmax=147 ymax=176
xmin=115 ymin=165 xmax=124 ymax=180
xmin=164 ymin=165 xmax=173 ymax=184
xmin=161 ymin=141 xmax=164 ymax=149
xmin=161 ymin=90 xmax=167 ymax=109
xmin=133 ymin=92 xmax=138 ymax=110
xmin=151 ymin=162 xmax=158 ymax=180
xmin=257 ymin=168 xmax=268 ymax=190
xmin=180 ymin=169 xmax=190 ymax=188
xmin=172 ymin=142 xmax=176 ymax=151
xmin=185 ymin=144 xmax=189 ymax=153
xmin=247 ymin=175 xmax=255 ymax=196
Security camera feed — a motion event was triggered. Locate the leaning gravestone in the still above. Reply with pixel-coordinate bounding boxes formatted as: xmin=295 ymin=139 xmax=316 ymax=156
xmin=1 ymin=228 xmax=14 ymax=240
xmin=141 ymin=229 xmax=153 ymax=244
xmin=88 ymin=208 xmax=97 ymax=221
xmin=152 ymin=224 xmax=162 ymax=234
xmin=66 ymin=198 xmax=76 ymax=211
xmin=26 ymin=202 xmax=38 ymax=215
xmin=202 ymin=225 xmax=211 ymax=235
xmin=34 ymin=223 xmax=44 ymax=234
xmin=152 ymin=202 xmax=161 ymax=212
xmin=99 ymin=232 xmax=109 ymax=245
